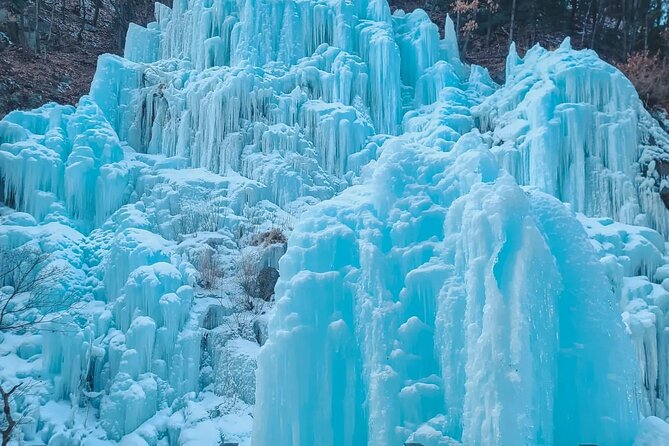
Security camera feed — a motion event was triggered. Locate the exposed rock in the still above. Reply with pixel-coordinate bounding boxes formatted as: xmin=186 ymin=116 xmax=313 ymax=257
xmin=256 ymin=266 xmax=279 ymax=302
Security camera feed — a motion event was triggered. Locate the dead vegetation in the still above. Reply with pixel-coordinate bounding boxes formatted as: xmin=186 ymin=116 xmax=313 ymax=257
xmin=617 ymin=51 xmax=669 ymax=111
xmin=0 ymin=246 xmax=72 ymax=332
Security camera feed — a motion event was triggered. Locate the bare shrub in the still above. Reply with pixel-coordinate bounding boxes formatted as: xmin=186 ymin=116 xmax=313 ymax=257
xmin=225 ymin=292 xmax=267 ymax=340
xmin=236 ymin=204 xmax=292 ymax=249
xmin=250 ymin=227 xmax=287 ymax=247
xmin=618 ymin=51 xmax=669 ymax=110
xmin=197 ymin=248 xmax=223 ymax=290
xmin=220 ymin=251 xmax=270 ymax=340
xmin=235 ymin=252 xmax=259 ymax=306
xmin=177 ymin=196 xmax=228 ymax=239
xmin=0 ymin=247 xmax=71 ymax=332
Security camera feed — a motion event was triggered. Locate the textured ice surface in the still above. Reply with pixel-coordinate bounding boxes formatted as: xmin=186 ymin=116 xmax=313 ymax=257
xmin=634 ymin=416 xmax=669 ymax=446
xmin=475 ymin=39 xmax=669 ymax=238
xmin=2 ymin=0 xmax=669 ymax=444
xmin=253 ymin=101 xmax=639 ymax=446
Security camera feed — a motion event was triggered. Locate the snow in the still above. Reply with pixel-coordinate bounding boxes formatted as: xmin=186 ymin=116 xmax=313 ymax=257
xmin=1 ymin=0 xmax=669 ymax=444
xmin=634 ymin=416 xmax=669 ymax=446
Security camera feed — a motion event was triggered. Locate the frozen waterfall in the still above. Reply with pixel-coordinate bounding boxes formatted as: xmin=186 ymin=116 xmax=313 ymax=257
xmin=1 ymin=0 xmax=669 ymax=444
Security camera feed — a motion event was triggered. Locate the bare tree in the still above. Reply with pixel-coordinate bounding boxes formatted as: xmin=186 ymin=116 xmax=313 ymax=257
xmin=235 ymin=251 xmax=260 ymax=309
xmin=0 ymin=246 xmax=70 ymax=332
xmin=0 ymin=383 xmax=21 ymax=446
xmin=0 ymin=386 xmax=19 ymax=446
xmin=0 ymin=247 xmax=72 ymax=444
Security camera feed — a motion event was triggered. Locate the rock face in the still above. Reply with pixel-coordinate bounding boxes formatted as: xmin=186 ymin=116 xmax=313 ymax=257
xmin=256 ymin=266 xmax=279 ymax=302
xmin=0 ymin=2 xmax=34 ymax=50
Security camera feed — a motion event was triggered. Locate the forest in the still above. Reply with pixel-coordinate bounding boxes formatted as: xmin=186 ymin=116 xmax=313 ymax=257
xmin=0 ymin=0 xmax=668 ymax=112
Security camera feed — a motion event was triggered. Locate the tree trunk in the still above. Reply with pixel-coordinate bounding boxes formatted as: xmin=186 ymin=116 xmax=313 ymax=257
xmin=643 ymin=2 xmax=649 ymax=52
xmin=509 ymin=0 xmax=517 ymax=44
xmin=0 ymin=384 xmax=20 ymax=446
xmin=34 ymin=0 xmax=40 ymax=52
xmin=580 ymin=0 xmax=593 ymax=47
xmin=485 ymin=8 xmax=493 ymax=47
xmin=456 ymin=11 xmax=461 ymax=37
xmin=622 ymin=0 xmax=629 ymax=55
xmin=113 ymin=0 xmax=135 ymax=52
xmin=570 ymin=0 xmax=578 ymax=32
xmin=77 ymin=0 xmax=86 ymax=41
xmin=93 ymin=0 xmax=102 ymax=27
xmin=47 ymin=0 xmax=57 ymax=53
xmin=590 ymin=3 xmax=604 ymax=49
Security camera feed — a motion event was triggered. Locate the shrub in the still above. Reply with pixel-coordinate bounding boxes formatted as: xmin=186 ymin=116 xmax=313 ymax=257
xmin=235 ymin=252 xmax=259 ymax=307
xmin=250 ymin=228 xmax=287 ymax=247
xmin=618 ymin=51 xmax=669 ymax=110
xmin=176 ymin=196 xmax=227 ymax=239
xmin=197 ymin=248 xmax=223 ymax=290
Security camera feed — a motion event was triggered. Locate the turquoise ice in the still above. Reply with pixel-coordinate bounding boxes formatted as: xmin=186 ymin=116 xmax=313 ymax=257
xmin=1 ymin=0 xmax=669 ymax=444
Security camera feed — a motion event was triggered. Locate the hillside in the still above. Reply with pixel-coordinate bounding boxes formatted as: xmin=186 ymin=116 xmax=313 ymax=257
xmin=0 ymin=0 xmax=162 ymax=116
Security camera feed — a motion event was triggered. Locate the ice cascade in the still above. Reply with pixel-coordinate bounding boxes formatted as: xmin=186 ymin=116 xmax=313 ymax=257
xmin=1 ymin=0 xmax=669 ymax=444
xmin=253 ymin=92 xmax=639 ymax=446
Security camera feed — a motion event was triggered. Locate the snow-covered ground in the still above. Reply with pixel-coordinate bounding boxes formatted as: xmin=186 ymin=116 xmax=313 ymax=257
xmin=1 ymin=0 xmax=669 ymax=445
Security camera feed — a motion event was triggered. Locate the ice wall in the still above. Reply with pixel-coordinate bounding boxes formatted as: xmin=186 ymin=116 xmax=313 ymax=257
xmin=253 ymin=83 xmax=639 ymax=446
xmin=0 ymin=99 xmax=132 ymax=228
xmin=579 ymin=215 xmax=669 ymax=420
xmin=474 ymin=39 xmax=669 ymax=239
xmin=89 ymin=0 xmax=468 ymax=198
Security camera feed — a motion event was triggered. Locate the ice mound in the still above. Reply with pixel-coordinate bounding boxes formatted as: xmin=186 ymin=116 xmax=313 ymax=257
xmin=253 ymin=86 xmax=638 ymax=446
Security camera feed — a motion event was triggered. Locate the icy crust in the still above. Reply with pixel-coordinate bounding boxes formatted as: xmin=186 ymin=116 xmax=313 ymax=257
xmin=253 ymin=94 xmax=638 ymax=445
xmin=634 ymin=416 xmax=669 ymax=446
xmin=474 ymin=39 xmax=669 ymax=239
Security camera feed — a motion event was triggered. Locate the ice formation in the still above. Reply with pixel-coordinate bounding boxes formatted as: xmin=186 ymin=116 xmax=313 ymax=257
xmin=252 ymin=99 xmax=638 ymax=446
xmin=1 ymin=0 xmax=669 ymax=444
xmin=475 ymin=39 xmax=669 ymax=238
